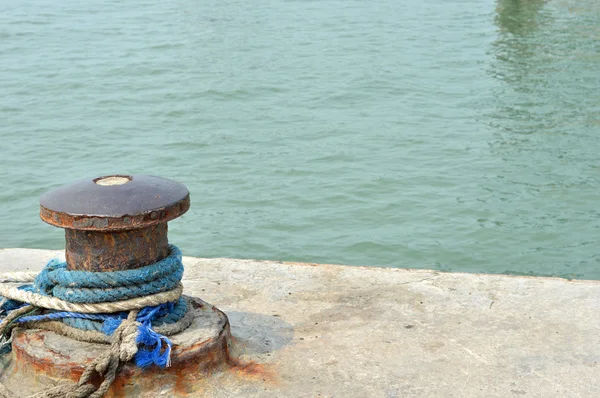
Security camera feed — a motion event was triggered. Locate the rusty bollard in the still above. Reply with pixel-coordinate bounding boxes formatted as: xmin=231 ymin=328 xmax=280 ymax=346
xmin=39 ymin=174 xmax=190 ymax=272
xmin=0 ymin=175 xmax=232 ymax=397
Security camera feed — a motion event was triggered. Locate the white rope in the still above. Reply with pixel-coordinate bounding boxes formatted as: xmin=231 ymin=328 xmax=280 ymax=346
xmin=0 ymin=383 xmax=17 ymax=398
xmin=0 ymin=272 xmax=38 ymax=284
xmin=0 ymin=283 xmax=183 ymax=314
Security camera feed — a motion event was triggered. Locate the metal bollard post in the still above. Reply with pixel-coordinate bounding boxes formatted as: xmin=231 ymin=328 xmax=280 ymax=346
xmin=39 ymin=174 xmax=190 ymax=271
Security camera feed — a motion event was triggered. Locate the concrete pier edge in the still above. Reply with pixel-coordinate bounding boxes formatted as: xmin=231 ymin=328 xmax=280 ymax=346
xmin=1 ymin=248 xmax=599 ymax=397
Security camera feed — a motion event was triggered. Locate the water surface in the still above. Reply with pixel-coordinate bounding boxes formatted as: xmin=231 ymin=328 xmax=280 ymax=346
xmin=1 ymin=0 xmax=599 ymax=278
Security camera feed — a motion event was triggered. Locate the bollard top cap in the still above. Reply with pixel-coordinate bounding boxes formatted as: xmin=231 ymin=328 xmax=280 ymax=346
xmin=40 ymin=174 xmax=190 ymax=231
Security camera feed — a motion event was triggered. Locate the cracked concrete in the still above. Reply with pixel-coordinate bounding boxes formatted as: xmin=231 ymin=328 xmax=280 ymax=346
xmin=1 ymin=248 xmax=599 ymax=397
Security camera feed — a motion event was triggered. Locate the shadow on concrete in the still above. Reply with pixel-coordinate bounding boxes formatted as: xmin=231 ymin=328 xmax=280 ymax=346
xmin=225 ymin=311 xmax=294 ymax=355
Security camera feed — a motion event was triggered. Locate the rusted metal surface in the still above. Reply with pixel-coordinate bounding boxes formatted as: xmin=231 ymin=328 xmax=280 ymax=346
xmin=40 ymin=175 xmax=190 ymax=232
xmin=2 ymin=298 xmax=232 ymax=397
xmin=64 ymin=224 xmax=169 ymax=271
xmin=39 ymin=174 xmax=189 ymax=271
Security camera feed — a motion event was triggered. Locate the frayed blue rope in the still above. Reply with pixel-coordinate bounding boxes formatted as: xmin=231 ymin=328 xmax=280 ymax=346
xmin=100 ymin=303 xmax=177 ymax=368
xmin=134 ymin=303 xmax=174 ymax=368
xmin=135 ymin=322 xmax=172 ymax=368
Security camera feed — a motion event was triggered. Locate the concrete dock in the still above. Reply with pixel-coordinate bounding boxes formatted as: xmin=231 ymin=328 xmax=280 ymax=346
xmin=0 ymin=248 xmax=599 ymax=397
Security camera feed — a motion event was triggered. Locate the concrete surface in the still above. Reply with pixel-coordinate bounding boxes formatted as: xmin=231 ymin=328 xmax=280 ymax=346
xmin=1 ymin=248 xmax=599 ymax=397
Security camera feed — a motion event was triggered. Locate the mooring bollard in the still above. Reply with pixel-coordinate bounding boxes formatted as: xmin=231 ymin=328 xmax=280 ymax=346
xmin=0 ymin=175 xmax=232 ymax=398
xmin=39 ymin=174 xmax=190 ymax=271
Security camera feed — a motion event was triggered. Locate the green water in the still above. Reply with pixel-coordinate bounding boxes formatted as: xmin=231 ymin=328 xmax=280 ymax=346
xmin=1 ymin=0 xmax=599 ymax=278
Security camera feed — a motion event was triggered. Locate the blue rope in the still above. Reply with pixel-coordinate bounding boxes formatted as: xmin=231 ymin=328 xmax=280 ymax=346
xmin=47 ymin=250 xmax=183 ymax=288
xmin=60 ymin=297 xmax=187 ymax=333
xmin=0 ymin=245 xmax=187 ymax=368
xmin=33 ymin=245 xmax=183 ymax=303
xmin=16 ymin=312 xmax=115 ymax=323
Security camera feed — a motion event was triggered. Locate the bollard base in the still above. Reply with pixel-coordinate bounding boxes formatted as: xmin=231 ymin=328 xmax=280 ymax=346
xmin=0 ymin=297 xmax=231 ymax=397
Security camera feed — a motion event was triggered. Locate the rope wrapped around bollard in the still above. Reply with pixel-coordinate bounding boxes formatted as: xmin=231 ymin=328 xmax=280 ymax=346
xmin=0 ymin=245 xmax=195 ymax=398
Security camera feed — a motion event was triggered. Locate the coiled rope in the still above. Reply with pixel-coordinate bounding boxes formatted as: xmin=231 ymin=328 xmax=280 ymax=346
xmin=0 ymin=245 xmax=194 ymax=398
